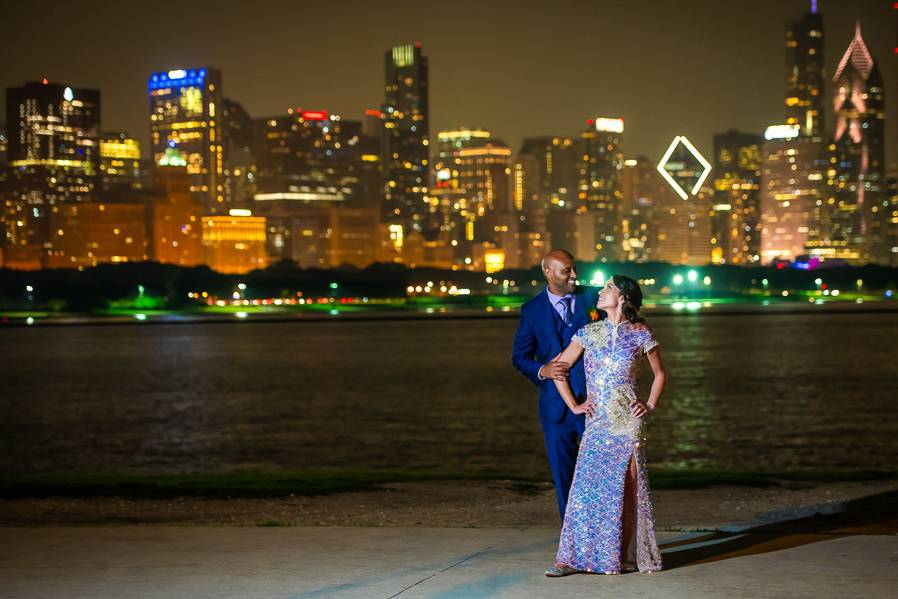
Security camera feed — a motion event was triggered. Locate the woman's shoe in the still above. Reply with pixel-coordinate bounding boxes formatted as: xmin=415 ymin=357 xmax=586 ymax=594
xmin=545 ymin=565 xmax=579 ymax=577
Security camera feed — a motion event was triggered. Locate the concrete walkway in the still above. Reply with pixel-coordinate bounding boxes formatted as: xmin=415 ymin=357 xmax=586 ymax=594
xmin=2 ymin=523 xmax=896 ymax=598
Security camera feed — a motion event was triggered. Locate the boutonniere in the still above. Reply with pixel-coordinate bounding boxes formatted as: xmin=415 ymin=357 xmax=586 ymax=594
xmin=588 ymin=308 xmax=599 ymax=322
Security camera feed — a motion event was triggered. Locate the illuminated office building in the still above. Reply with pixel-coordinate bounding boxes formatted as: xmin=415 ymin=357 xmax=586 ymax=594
xmin=148 ymin=67 xmax=225 ymax=213
xmin=886 ymin=174 xmax=898 ymax=266
xmin=221 ymin=98 xmax=256 ymax=209
xmin=46 ymin=201 xmax=148 ymax=269
xmin=817 ymin=23 xmax=886 ymax=264
xmin=514 ymin=136 xmax=579 ymax=245
xmin=0 ymin=126 xmax=7 ymax=166
xmin=430 ymin=128 xmax=514 ymax=266
xmin=711 ymin=130 xmax=762 ymax=264
xmin=5 ymin=80 xmax=101 ymax=254
xmin=99 ymin=132 xmax=141 ymax=191
xmin=760 ymin=135 xmax=825 ymax=264
xmin=618 ymin=157 xmax=657 ymax=263
xmin=253 ymin=109 xmax=384 ymax=266
xmin=382 ymin=43 xmax=429 ymax=232
xmin=579 ymin=117 xmax=624 ymax=262
xmin=201 ymin=213 xmax=267 ymax=274
xmin=253 ymin=110 xmax=363 ymax=203
xmin=457 ymin=137 xmax=514 ymax=261
xmin=652 ymin=183 xmax=711 ymax=266
xmin=147 ymin=167 xmax=204 ymax=266
xmin=785 ymin=3 xmax=825 ymax=138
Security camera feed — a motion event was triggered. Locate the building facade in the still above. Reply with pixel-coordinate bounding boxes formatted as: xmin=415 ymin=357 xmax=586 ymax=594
xmin=760 ymin=136 xmax=825 ymax=263
xmin=821 ymin=23 xmax=886 ymax=264
xmin=579 ymin=117 xmax=624 ymax=262
xmin=785 ymin=5 xmax=825 ymax=138
xmin=382 ymin=44 xmax=430 ymax=234
xmin=5 ymin=81 xmax=101 ymax=256
xmin=148 ymin=68 xmax=225 ymax=213
xmin=99 ymin=132 xmax=141 ymax=191
xmin=711 ymin=130 xmax=762 ymax=264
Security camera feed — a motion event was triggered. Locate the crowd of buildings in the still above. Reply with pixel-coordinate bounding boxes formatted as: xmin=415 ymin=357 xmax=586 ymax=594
xmin=1 ymin=3 xmax=896 ymax=275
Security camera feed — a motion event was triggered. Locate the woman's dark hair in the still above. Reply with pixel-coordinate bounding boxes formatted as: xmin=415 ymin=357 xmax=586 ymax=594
xmin=611 ymin=274 xmax=645 ymax=324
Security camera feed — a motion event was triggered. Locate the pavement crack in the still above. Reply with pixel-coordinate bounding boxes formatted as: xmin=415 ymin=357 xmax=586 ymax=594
xmin=387 ymin=545 xmax=494 ymax=598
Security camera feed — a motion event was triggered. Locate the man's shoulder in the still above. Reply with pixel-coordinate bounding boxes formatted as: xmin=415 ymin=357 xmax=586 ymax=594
xmin=520 ymin=290 xmax=547 ymax=317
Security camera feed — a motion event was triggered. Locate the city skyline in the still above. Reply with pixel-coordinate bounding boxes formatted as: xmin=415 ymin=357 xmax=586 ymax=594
xmin=2 ymin=1 xmax=896 ymax=167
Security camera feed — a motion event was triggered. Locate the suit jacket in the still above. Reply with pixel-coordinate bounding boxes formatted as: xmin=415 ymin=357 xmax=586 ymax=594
xmin=512 ymin=287 xmax=597 ymax=423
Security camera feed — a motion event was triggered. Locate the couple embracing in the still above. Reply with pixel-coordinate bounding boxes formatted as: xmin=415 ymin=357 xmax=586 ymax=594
xmin=512 ymin=249 xmax=668 ymax=576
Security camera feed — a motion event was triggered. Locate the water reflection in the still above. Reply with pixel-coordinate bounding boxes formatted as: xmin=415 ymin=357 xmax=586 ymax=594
xmin=0 ymin=312 xmax=896 ymax=475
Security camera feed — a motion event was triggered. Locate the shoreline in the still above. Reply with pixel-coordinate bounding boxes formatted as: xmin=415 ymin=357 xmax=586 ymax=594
xmin=2 ymin=298 xmax=897 ymax=327
xmin=2 ymin=477 xmax=895 ymax=530
xmin=2 ymin=470 xmax=896 ymax=529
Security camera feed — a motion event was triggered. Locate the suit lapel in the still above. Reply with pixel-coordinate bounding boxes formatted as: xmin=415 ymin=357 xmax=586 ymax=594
xmin=541 ymin=289 xmax=566 ymax=346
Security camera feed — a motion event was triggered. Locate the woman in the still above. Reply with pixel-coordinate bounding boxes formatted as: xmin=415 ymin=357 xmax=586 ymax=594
xmin=545 ymin=275 xmax=666 ymax=576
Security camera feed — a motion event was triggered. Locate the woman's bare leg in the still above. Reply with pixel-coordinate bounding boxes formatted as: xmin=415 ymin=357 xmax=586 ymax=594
xmin=620 ymin=453 xmax=638 ymax=569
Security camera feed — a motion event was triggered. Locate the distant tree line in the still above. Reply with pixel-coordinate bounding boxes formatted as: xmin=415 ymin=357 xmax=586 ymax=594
xmin=1 ymin=259 xmax=897 ymax=311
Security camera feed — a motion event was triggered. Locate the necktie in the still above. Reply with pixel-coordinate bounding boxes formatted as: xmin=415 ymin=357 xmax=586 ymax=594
xmin=560 ymin=296 xmax=573 ymax=325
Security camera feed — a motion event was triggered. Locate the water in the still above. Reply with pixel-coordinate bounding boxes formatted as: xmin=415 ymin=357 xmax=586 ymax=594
xmin=1 ymin=311 xmax=896 ymax=476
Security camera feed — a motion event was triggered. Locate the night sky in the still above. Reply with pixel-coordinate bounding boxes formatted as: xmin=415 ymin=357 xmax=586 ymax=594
xmin=2 ymin=0 xmax=896 ymax=166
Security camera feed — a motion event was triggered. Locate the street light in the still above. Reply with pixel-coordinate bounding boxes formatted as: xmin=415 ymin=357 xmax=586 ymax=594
xmin=673 ymin=274 xmax=684 ymax=286
xmin=687 ymin=270 xmax=698 ymax=283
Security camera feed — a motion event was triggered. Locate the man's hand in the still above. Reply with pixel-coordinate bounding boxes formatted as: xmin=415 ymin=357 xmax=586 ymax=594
xmin=539 ymin=361 xmax=570 ymax=381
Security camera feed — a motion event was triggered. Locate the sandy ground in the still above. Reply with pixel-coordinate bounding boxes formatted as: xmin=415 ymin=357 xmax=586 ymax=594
xmin=2 ymin=478 xmax=896 ymax=529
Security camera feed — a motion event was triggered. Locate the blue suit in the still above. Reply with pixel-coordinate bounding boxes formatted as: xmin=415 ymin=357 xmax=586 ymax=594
xmin=512 ymin=287 xmax=596 ymax=520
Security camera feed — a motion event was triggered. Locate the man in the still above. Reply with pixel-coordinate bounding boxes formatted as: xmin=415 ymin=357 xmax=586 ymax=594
xmin=512 ymin=249 xmax=596 ymax=520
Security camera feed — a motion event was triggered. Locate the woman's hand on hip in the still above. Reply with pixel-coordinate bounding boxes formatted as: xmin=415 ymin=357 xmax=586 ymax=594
xmin=629 ymin=400 xmax=652 ymax=418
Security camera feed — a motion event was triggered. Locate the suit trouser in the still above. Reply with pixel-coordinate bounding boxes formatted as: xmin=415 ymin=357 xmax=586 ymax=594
xmin=542 ymin=408 xmax=586 ymax=521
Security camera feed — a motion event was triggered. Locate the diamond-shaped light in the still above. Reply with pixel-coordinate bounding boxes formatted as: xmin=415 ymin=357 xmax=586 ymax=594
xmin=657 ymin=136 xmax=712 ymax=200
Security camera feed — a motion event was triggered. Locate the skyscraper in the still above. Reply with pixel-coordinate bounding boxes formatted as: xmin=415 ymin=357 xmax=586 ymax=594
xmin=382 ymin=43 xmax=429 ymax=233
xmin=886 ymin=173 xmax=898 ymax=266
xmin=99 ymin=132 xmax=141 ymax=191
xmin=514 ymin=136 xmax=579 ymax=249
xmin=5 ymin=80 xmax=101 ymax=254
xmin=430 ymin=128 xmax=491 ymax=259
xmin=821 ymin=23 xmax=886 ymax=264
xmin=579 ymin=117 xmax=624 ymax=262
xmin=618 ymin=157 xmax=657 ymax=263
xmin=430 ymin=128 xmax=515 ymax=267
xmin=148 ymin=67 xmax=225 ymax=213
xmin=711 ymin=130 xmax=762 ymax=264
xmin=221 ymin=98 xmax=256 ymax=209
xmin=785 ymin=3 xmax=825 ymax=138
xmin=760 ymin=132 xmax=825 ymax=264
xmin=652 ymin=184 xmax=712 ymax=266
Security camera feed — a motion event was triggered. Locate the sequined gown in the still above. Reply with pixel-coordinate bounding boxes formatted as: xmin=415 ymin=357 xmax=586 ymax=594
xmin=554 ymin=319 xmax=663 ymax=574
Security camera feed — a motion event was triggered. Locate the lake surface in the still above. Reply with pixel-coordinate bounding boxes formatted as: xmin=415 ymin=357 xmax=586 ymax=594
xmin=1 ymin=311 xmax=896 ymax=476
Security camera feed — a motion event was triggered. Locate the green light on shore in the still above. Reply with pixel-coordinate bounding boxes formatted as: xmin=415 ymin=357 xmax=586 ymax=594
xmin=329 ymin=282 xmax=339 ymax=290
xmin=687 ymin=270 xmax=698 ymax=283
xmin=590 ymin=271 xmax=605 ymax=286
xmin=673 ymin=274 xmax=684 ymax=285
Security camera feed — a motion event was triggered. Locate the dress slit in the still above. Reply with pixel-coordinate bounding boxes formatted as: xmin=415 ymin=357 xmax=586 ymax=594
xmin=620 ymin=450 xmax=638 ymax=567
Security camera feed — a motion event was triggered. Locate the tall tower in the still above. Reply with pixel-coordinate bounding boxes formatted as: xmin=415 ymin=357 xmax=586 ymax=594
xmin=579 ymin=117 xmax=624 ymax=262
xmin=5 ymin=81 xmax=101 ymax=253
xmin=826 ymin=22 xmax=886 ymax=264
xmin=382 ymin=43 xmax=430 ymax=233
xmin=148 ymin=68 xmax=225 ymax=214
xmin=785 ymin=1 xmax=824 ymax=138
xmin=711 ymin=130 xmax=762 ymax=264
